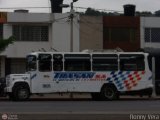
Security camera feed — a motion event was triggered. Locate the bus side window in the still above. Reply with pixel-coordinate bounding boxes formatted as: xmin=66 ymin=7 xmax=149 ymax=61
xmin=64 ymin=54 xmax=91 ymax=71
xmin=53 ymin=54 xmax=63 ymax=71
xmin=92 ymin=54 xmax=118 ymax=71
xmin=38 ymin=54 xmax=52 ymax=72
xmin=120 ymin=54 xmax=145 ymax=71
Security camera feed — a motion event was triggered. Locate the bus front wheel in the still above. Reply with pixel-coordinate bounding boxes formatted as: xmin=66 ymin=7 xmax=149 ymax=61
xmin=12 ymin=85 xmax=30 ymax=101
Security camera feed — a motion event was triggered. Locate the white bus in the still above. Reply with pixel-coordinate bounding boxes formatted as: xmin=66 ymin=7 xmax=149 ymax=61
xmin=5 ymin=51 xmax=153 ymax=101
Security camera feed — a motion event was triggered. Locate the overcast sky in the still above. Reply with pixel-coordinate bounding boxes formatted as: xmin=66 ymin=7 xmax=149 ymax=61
xmin=0 ymin=0 xmax=160 ymax=13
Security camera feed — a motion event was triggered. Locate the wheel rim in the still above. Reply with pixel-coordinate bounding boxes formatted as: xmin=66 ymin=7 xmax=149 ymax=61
xmin=18 ymin=89 xmax=29 ymax=100
xmin=104 ymin=88 xmax=115 ymax=99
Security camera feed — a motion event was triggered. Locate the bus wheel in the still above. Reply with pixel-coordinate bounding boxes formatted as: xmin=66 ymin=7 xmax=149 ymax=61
xmin=91 ymin=93 xmax=101 ymax=101
xmin=101 ymin=85 xmax=119 ymax=101
xmin=13 ymin=85 xmax=30 ymax=101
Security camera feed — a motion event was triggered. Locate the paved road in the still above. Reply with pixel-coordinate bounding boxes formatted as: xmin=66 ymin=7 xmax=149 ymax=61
xmin=0 ymin=98 xmax=160 ymax=120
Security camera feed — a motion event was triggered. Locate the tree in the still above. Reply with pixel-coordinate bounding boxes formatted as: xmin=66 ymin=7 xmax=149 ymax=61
xmin=0 ymin=36 xmax=15 ymax=52
xmin=85 ymin=8 xmax=102 ymax=16
xmin=136 ymin=11 xmax=153 ymax=16
xmin=155 ymin=10 xmax=160 ymax=16
xmin=84 ymin=8 xmax=120 ymax=16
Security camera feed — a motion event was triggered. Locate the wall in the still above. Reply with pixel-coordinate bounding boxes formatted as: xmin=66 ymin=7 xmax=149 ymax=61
xmin=7 ymin=12 xmax=51 ymax=23
xmin=0 ymin=12 xmax=80 ymax=76
xmin=52 ymin=13 xmax=80 ymax=52
xmin=1 ymin=12 xmax=80 ymax=58
xmin=103 ymin=16 xmax=140 ymax=52
xmin=79 ymin=16 xmax=103 ymax=51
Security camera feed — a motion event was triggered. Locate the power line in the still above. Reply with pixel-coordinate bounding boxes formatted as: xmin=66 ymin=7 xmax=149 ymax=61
xmin=54 ymin=16 xmax=69 ymax=21
xmin=0 ymin=6 xmax=123 ymax=13
xmin=80 ymin=16 xmax=103 ymax=25
xmin=0 ymin=7 xmax=50 ymax=9
xmin=74 ymin=6 xmax=123 ymax=13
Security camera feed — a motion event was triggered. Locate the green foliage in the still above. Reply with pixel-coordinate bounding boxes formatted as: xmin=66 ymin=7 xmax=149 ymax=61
xmin=84 ymin=8 xmax=119 ymax=16
xmin=136 ymin=11 xmax=153 ymax=16
xmin=0 ymin=36 xmax=15 ymax=52
xmin=155 ymin=10 xmax=160 ymax=16
xmin=83 ymin=7 xmax=160 ymax=17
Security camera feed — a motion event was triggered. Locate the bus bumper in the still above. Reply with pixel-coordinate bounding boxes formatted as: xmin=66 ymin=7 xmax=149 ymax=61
xmin=4 ymin=86 xmax=12 ymax=93
xmin=120 ymin=87 xmax=153 ymax=96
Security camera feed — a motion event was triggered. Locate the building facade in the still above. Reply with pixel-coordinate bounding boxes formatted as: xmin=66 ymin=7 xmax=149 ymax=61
xmin=0 ymin=12 xmax=80 ymax=76
xmin=1 ymin=11 xmax=160 ymax=81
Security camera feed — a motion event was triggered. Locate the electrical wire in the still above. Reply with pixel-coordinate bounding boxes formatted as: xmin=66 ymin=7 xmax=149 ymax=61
xmin=0 ymin=6 xmax=123 ymax=13
xmin=0 ymin=7 xmax=50 ymax=9
xmin=79 ymin=17 xmax=103 ymax=33
xmin=74 ymin=6 xmax=123 ymax=13
xmin=80 ymin=16 xmax=103 ymax=25
xmin=54 ymin=16 xmax=69 ymax=22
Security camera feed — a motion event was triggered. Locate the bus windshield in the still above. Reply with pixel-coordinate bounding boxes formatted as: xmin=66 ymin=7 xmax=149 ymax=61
xmin=26 ymin=55 xmax=37 ymax=71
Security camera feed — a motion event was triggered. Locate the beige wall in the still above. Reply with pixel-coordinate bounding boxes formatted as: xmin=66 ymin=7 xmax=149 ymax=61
xmin=80 ymin=15 xmax=103 ymax=51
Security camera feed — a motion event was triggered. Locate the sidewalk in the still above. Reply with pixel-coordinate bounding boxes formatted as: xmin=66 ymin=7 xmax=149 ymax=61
xmin=1 ymin=93 xmax=160 ymax=100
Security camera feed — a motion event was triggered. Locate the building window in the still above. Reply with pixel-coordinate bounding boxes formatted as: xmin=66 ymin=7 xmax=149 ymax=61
xmin=0 ymin=24 xmax=3 ymax=39
xmin=92 ymin=54 xmax=118 ymax=71
xmin=13 ymin=25 xmax=48 ymax=41
xmin=145 ymin=28 xmax=160 ymax=43
xmin=104 ymin=27 xmax=136 ymax=42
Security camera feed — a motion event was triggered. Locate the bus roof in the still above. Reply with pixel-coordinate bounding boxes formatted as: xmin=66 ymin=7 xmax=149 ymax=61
xmin=28 ymin=51 xmax=148 ymax=56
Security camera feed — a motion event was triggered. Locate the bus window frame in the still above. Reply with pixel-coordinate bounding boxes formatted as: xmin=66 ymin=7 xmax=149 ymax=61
xmin=53 ymin=54 xmax=63 ymax=71
xmin=26 ymin=55 xmax=37 ymax=72
xmin=92 ymin=54 xmax=118 ymax=71
xmin=64 ymin=54 xmax=91 ymax=71
xmin=119 ymin=54 xmax=145 ymax=71
xmin=38 ymin=54 xmax=52 ymax=72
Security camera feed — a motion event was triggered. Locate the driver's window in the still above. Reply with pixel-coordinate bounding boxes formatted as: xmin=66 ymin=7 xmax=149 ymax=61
xmin=26 ymin=55 xmax=37 ymax=71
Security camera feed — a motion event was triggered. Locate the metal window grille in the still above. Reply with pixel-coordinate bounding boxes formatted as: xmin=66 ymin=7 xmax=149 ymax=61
xmin=0 ymin=59 xmax=1 ymax=77
xmin=0 ymin=24 xmax=3 ymax=39
xmin=145 ymin=28 xmax=160 ymax=43
xmin=151 ymin=28 xmax=160 ymax=42
xmin=145 ymin=28 xmax=150 ymax=42
xmin=13 ymin=25 xmax=48 ymax=41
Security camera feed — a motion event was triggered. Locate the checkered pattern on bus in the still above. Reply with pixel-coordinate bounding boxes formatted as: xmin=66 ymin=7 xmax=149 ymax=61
xmin=106 ymin=71 xmax=145 ymax=90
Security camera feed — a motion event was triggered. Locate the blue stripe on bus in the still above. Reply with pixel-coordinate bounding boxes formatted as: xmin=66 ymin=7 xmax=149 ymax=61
xmin=31 ymin=74 xmax=37 ymax=80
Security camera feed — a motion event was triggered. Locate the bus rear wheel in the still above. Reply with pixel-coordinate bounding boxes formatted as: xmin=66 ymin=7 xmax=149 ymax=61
xmin=101 ymin=85 xmax=119 ymax=101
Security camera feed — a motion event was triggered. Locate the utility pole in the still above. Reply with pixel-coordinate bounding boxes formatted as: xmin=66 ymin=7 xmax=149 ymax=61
xmin=69 ymin=0 xmax=78 ymax=52
xmin=60 ymin=0 xmax=78 ymax=52
xmin=152 ymin=57 xmax=156 ymax=98
xmin=70 ymin=1 xmax=74 ymax=52
xmin=60 ymin=0 xmax=78 ymax=99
